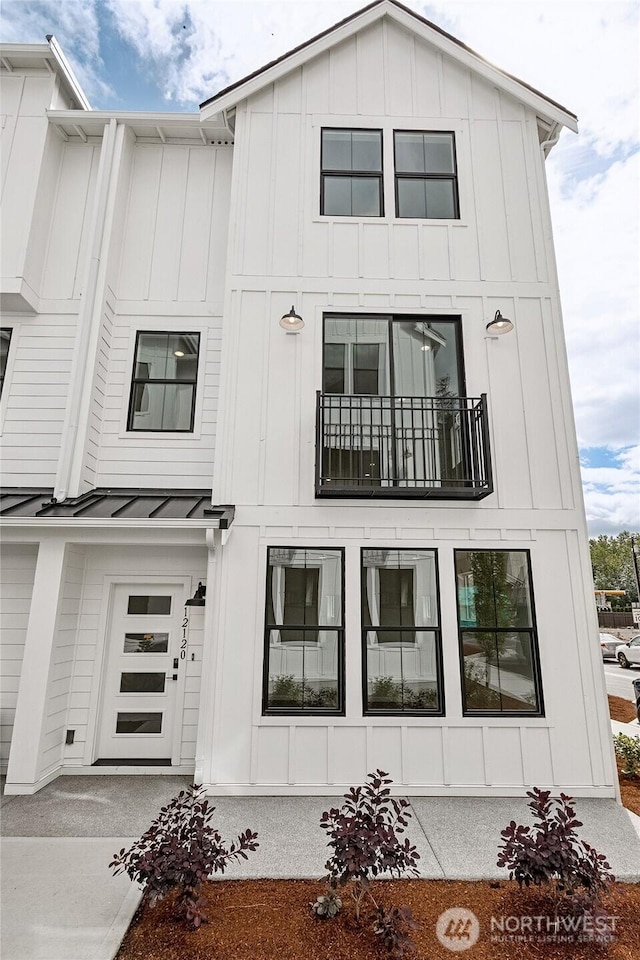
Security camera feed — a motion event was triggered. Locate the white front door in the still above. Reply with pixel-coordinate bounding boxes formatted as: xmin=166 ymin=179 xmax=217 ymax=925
xmin=98 ymin=584 xmax=184 ymax=762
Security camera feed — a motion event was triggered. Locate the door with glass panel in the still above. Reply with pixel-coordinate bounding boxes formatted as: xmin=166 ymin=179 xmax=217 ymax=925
xmin=98 ymin=584 xmax=182 ymax=761
xmin=321 ymin=316 xmax=465 ymax=490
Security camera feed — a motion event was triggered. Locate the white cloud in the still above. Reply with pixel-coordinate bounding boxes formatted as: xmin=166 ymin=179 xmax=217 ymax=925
xmin=0 ymin=0 xmax=114 ymax=102
xmin=581 ymin=445 xmax=640 ymax=534
xmin=104 ymin=0 xmax=359 ymax=105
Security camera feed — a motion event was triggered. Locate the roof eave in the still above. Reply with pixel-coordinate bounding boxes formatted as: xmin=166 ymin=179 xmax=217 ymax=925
xmin=199 ymin=0 xmax=577 ymax=133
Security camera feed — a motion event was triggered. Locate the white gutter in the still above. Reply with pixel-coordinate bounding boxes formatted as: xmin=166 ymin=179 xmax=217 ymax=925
xmin=46 ymin=35 xmax=91 ymax=110
xmin=540 ymin=121 xmax=562 ymax=157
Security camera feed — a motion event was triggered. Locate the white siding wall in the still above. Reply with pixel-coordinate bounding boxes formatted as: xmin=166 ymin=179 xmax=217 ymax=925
xmin=63 ymin=544 xmax=206 ymax=767
xmin=206 ymin=16 xmax=612 ymax=797
xmin=0 ymin=72 xmax=54 ymax=286
xmin=89 ymin=141 xmax=232 ymax=488
xmin=0 ymin=315 xmax=77 ymax=486
xmin=39 ymin=544 xmax=85 ymax=779
xmin=0 ymin=544 xmax=38 ymax=770
xmin=215 ymin=18 xmax=575 ymax=514
xmin=208 ymin=523 xmax=612 ymax=795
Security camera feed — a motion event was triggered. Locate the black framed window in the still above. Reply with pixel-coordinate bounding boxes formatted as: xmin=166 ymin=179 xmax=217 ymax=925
xmin=394 ymin=131 xmax=459 ymax=219
xmin=455 ymin=550 xmax=543 ymax=715
xmin=362 ymin=549 xmax=443 ymax=714
xmin=0 ymin=328 xmax=12 ymax=398
xmin=263 ymin=548 xmax=344 ymax=714
xmin=321 ymin=128 xmax=383 ymax=217
xmin=127 ymin=332 xmax=200 ymax=432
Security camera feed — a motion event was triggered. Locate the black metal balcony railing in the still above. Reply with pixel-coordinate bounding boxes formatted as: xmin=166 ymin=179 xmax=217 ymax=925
xmin=316 ymin=392 xmax=493 ymax=499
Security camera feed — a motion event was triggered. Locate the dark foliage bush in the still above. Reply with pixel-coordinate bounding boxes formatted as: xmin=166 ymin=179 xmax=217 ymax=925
xmin=319 ymin=770 xmax=420 ymax=955
xmin=497 ymin=787 xmax=614 ymax=914
xmin=373 ymin=905 xmax=418 ymax=958
xmin=110 ymin=783 xmax=258 ymax=928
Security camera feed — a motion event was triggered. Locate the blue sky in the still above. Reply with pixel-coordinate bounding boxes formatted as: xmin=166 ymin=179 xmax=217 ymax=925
xmin=1 ymin=0 xmax=638 ymax=536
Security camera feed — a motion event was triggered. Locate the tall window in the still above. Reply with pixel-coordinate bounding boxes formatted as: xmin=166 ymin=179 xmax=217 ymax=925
xmin=362 ymin=549 xmax=443 ymax=714
xmin=455 ymin=550 xmax=543 ymax=714
xmin=128 ymin=332 xmax=200 ymax=432
xmin=321 ymin=129 xmax=383 ymax=217
xmin=0 ymin=328 xmax=12 ymax=398
xmin=263 ymin=548 xmax=344 ymax=713
xmin=394 ymin=131 xmax=459 ymax=219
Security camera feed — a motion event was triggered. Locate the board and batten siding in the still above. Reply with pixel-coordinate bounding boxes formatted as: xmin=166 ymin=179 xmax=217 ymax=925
xmin=86 ymin=140 xmax=232 ymax=488
xmin=0 ymin=72 xmax=54 ymax=287
xmin=205 ymin=525 xmax=612 ymax=795
xmin=0 ymin=545 xmax=38 ymax=770
xmin=116 ymin=142 xmax=232 ymax=303
xmin=233 ymin=19 xmax=546 ymax=286
xmin=63 ymin=544 xmax=206 ymax=767
xmin=215 ymin=16 xmax=574 ymax=516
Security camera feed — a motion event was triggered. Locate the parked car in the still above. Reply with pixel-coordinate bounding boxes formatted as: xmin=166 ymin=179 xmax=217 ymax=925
xmin=600 ymin=632 xmax=622 ymax=659
xmin=616 ymin=635 xmax=640 ymax=668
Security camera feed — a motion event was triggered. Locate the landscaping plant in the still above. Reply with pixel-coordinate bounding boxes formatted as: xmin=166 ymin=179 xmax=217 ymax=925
xmin=110 ymin=783 xmax=258 ymax=928
xmin=497 ymin=787 xmax=614 ymax=914
xmin=613 ymin=732 xmax=640 ymax=777
xmin=318 ymin=770 xmax=419 ymax=956
xmin=373 ymin=905 xmax=418 ymax=958
xmin=310 ymin=890 xmax=342 ymax=918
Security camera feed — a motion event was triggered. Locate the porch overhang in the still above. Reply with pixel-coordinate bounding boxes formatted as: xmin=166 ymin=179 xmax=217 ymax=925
xmin=0 ymin=488 xmax=235 ymax=529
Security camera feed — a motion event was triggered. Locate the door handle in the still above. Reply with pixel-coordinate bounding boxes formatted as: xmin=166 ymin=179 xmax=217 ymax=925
xmin=167 ymin=673 xmax=178 ymax=681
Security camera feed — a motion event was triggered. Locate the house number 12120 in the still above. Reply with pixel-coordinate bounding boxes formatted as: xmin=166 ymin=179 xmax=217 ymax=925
xmin=181 ymin=616 xmax=188 ymax=659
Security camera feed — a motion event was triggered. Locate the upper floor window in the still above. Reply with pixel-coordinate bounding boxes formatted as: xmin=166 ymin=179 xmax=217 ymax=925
xmin=362 ymin=548 xmax=443 ymax=714
xmin=127 ymin=332 xmax=200 ymax=432
xmin=323 ymin=315 xmax=464 ymax=398
xmin=263 ymin=547 xmax=344 ymax=714
xmin=321 ymin=128 xmax=383 ymax=217
xmin=455 ymin=550 xmax=543 ymax=715
xmin=0 ymin=328 xmax=12 ymax=398
xmin=394 ymin=131 xmax=459 ymax=219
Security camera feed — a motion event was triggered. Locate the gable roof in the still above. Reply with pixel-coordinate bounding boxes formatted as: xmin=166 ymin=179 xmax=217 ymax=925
xmin=200 ymin=0 xmax=577 ymax=132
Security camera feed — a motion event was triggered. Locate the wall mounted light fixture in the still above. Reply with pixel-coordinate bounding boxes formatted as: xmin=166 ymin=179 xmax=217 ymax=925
xmin=279 ymin=305 xmax=304 ymax=333
xmin=485 ymin=310 xmax=514 ymax=336
xmin=185 ymin=582 xmax=206 ymax=607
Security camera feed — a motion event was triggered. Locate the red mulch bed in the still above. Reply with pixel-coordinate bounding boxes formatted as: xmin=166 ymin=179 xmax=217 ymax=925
xmin=608 ymin=695 xmax=640 ymax=815
xmin=116 ymin=879 xmax=640 ymax=960
xmin=116 ymin=694 xmax=640 ymax=959
xmin=609 ymin=695 xmax=638 ymax=724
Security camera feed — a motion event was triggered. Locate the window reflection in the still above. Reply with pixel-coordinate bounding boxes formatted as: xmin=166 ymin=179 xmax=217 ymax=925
xmin=455 ymin=551 xmax=542 ymax=714
xmin=362 ymin=549 xmax=442 ymax=713
xmin=264 ymin=548 xmax=343 ymax=712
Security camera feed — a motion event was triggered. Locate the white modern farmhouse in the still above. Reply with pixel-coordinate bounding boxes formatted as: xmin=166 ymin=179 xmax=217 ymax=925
xmin=0 ymin=0 xmax=615 ymax=799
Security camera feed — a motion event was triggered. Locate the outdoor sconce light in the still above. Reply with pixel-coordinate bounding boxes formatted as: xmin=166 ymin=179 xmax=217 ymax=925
xmin=185 ymin=582 xmax=206 ymax=607
xmin=485 ymin=310 xmax=514 ymax=336
xmin=279 ymin=305 xmax=305 ymax=333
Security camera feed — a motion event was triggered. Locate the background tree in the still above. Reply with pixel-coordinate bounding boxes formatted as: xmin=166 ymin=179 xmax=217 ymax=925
xmin=589 ymin=531 xmax=640 ymax=604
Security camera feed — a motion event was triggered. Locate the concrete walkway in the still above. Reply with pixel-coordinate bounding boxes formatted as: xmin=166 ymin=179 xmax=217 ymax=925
xmin=2 ymin=760 xmax=640 ymax=960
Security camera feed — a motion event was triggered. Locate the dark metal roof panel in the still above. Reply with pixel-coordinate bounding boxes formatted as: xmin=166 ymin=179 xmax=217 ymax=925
xmin=0 ymin=488 xmax=235 ymax=526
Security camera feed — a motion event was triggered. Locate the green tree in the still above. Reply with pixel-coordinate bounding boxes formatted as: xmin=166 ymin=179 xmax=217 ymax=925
xmin=589 ymin=531 xmax=639 ymax=603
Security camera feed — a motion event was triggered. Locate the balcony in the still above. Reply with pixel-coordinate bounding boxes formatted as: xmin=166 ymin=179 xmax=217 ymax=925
xmin=315 ymin=392 xmax=493 ymax=499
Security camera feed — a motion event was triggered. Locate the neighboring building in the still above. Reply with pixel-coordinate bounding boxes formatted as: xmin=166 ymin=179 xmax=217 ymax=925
xmin=0 ymin=1 xmax=615 ymax=799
